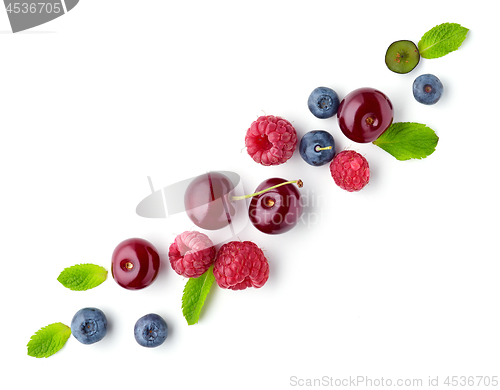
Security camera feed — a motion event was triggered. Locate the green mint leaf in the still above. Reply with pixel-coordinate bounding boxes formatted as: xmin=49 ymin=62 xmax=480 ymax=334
xmin=181 ymin=266 xmax=215 ymax=325
xmin=27 ymin=322 xmax=71 ymax=358
xmin=373 ymin=122 xmax=438 ymax=161
xmin=418 ymin=23 xmax=469 ymax=59
xmin=57 ymin=263 xmax=108 ymax=291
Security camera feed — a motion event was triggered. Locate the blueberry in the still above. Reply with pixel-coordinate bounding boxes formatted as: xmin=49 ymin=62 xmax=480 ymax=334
xmin=299 ymin=130 xmax=336 ymax=166
xmin=307 ymin=87 xmax=339 ymax=119
xmin=134 ymin=313 xmax=168 ymax=348
xmin=71 ymin=307 xmax=107 ymax=345
xmin=413 ymin=74 xmax=443 ymax=105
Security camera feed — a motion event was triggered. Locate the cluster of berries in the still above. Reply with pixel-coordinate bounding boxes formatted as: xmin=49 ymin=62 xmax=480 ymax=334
xmin=245 ymin=86 xmax=380 ymax=192
xmin=385 ymin=40 xmax=444 ymax=105
xmin=169 ymin=231 xmax=269 ymax=290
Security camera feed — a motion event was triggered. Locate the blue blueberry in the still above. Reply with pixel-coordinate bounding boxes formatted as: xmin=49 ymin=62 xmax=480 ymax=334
xmin=134 ymin=313 xmax=168 ymax=348
xmin=413 ymin=74 xmax=443 ymax=105
xmin=307 ymin=87 xmax=339 ymax=118
xmin=71 ymin=307 xmax=107 ymax=345
xmin=299 ymin=130 xmax=336 ymax=166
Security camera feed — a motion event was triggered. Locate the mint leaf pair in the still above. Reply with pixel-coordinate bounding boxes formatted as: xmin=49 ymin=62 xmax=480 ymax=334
xmin=418 ymin=23 xmax=469 ymax=59
xmin=373 ymin=122 xmax=439 ymax=161
xmin=57 ymin=263 xmax=107 ymax=291
xmin=27 ymin=323 xmax=71 ymax=358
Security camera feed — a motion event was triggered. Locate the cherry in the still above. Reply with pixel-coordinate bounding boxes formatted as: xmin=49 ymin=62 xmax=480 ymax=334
xmin=184 ymin=172 xmax=236 ymax=230
xmin=247 ymin=178 xmax=303 ymax=234
xmin=337 ymin=88 xmax=393 ymax=143
xmin=111 ymin=238 xmax=160 ymax=290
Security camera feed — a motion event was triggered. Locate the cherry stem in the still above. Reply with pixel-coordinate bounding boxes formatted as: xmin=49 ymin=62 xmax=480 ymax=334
xmin=315 ymin=145 xmax=332 ymax=152
xmin=230 ymin=179 xmax=303 ymax=201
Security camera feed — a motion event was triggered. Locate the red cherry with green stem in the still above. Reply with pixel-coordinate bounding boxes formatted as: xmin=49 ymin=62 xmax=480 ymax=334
xmin=337 ymin=88 xmax=394 ymax=143
xmin=111 ymin=238 xmax=160 ymax=290
xmin=245 ymin=178 xmax=303 ymax=234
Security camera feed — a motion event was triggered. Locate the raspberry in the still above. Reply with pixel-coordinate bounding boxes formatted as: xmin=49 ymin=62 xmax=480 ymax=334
xmin=213 ymin=241 xmax=269 ymax=290
xmin=329 ymin=150 xmax=370 ymax=192
xmin=168 ymin=231 xmax=216 ymax=278
xmin=245 ymin=115 xmax=298 ymax=166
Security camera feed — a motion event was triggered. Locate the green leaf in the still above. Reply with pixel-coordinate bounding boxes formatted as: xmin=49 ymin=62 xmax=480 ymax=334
xmin=182 ymin=266 xmax=215 ymax=325
xmin=373 ymin=122 xmax=439 ymax=161
xmin=57 ymin=263 xmax=108 ymax=291
xmin=418 ymin=23 xmax=469 ymax=59
xmin=27 ymin=322 xmax=71 ymax=358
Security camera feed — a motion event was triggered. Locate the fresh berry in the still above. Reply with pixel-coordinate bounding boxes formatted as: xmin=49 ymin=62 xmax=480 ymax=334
xmin=168 ymin=231 xmax=216 ymax=278
xmin=329 ymin=150 xmax=370 ymax=192
xmin=385 ymin=40 xmax=420 ymax=74
xmin=245 ymin=115 xmax=298 ymax=166
xmin=134 ymin=313 xmax=168 ymax=348
xmin=184 ymin=171 xmax=235 ymax=230
xmin=71 ymin=307 xmax=107 ymax=345
xmin=413 ymin=74 xmax=443 ymax=105
xmin=307 ymin=87 xmax=340 ymax=118
xmin=111 ymin=238 xmax=161 ymax=290
xmin=248 ymin=178 xmax=303 ymax=234
xmin=299 ymin=130 xmax=336 ymax=166
xmin=337 ymin=88 xmax=393 ymax=143
xmin=213 ymin=241 xmax=269 ymax=290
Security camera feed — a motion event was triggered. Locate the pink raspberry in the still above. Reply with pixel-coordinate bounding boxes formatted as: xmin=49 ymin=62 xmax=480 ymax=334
xmin=330 ymin=150 xmax=370 ymax=192
xmin=213 ymin=241 xmax=269 ymax=290
xmin=245 ymin=115 xmax=298 ymax=166
xmin=168 ymin=231 xmax=216 ymax=278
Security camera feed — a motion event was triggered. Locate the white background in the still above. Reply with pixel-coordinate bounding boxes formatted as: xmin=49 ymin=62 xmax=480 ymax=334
xmin=2 ymin=1 xmax=499 ymax=389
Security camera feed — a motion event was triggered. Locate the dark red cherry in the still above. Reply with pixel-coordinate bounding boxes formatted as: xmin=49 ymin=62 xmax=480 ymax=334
xmin=337 ymin=88 xmax=394 ymax=143
xmin=111 ymin=238 xmax=160 ymax=290
xmin=248 ymin=178 xmax=303 ymax=234
xmin=184 ymin=172 xmax=236 ymax=230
